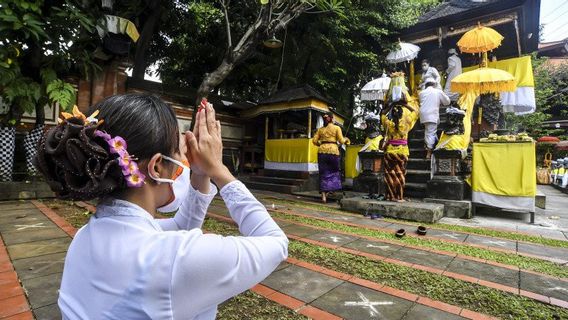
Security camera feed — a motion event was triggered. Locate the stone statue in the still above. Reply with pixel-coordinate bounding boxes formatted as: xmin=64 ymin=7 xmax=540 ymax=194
xmin=444 ymin=103 xmax=466 ymax=135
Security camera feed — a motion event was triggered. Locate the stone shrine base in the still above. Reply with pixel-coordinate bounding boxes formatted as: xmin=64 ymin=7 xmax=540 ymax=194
xmin=340 ymin=197 xmax=444 ymax=223
xmin=0 ymin=181 xmax=54 ymax=201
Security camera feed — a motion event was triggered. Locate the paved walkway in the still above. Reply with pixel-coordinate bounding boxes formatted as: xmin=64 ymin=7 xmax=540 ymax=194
xmin=0 ymin=201 xmax=70 ymax=319
xmin=440 ymin=186 xmax=568 ymax=241
xmin=208 ymin=203 xmax=568 ymax=308
xmin=2 ymin=198 xmax=567 ymax=319
xmin=247 ymin=195 xmax=568 ymax=264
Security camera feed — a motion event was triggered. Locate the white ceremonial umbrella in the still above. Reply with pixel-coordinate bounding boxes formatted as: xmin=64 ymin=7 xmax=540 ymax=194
xmin=386 ymin=42 xmax=420 ymax=64
xmin=360 ymin=74 xmax=391 ymax=101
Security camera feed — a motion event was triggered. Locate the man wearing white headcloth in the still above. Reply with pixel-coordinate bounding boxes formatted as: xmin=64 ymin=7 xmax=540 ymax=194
xmin=444 ymin=48 xmax=462 ymax=99
xmin=419 ymin=77 xmax=450 ymax=159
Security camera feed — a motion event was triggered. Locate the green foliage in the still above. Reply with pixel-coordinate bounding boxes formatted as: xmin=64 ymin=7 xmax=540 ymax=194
xmin=46 ymin=80 xmax=76 ymax=111
xmin=1 ymin=0 xmax=103 ymax=126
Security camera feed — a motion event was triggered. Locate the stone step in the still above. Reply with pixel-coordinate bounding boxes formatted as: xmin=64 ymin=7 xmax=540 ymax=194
xmin=407 ymin=158 xmax=430 ymax=170
xmin=340 ymin=196 xmax=444 ymax=223
xmin=243 ymin=180 xmax=300 ymax=194
xmin=409 ymin=148 xmax=427 ymax=158
xmin=406 ymin=169 xmax=431 ymax=183
xmin=249 ymin=175 xmax=306 ymax=186
xmin=259 ymin=169 xmax=311 ymax=180
xmin=404 ymin=182 xmax=427 ymax=198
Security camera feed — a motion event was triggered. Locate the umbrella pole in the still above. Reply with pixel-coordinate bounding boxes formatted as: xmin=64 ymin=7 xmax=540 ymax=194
xmin=409 ymin=60 xmax=415 ymax=95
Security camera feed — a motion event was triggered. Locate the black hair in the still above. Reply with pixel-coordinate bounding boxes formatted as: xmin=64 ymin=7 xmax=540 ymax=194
xmin=387 ymin=96 xmax=408 ymax=132
xmin=422 ymin=59 xmax=430 ymax=65
xmin=35 ymin=93 xmax=180 ymax=201
xmin=89 ymin=94 xmax=180 ymax=160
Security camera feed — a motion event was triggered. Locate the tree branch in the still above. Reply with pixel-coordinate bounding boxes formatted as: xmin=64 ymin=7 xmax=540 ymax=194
xmin=220 ymin=0 xmax=232 ymax=49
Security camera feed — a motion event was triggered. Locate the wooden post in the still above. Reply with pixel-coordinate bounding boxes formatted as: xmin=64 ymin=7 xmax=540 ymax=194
xmin=409 ymin=60 xmax=415 ymax=95
xmin=265 ymin=116 xmax=269 ymax=140
xmin=308 ymin=110 xmax=312 ymax=138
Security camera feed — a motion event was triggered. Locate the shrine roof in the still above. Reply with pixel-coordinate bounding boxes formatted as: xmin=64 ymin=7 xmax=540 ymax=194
xmin=258 ymin=85 xmax=334 ymax=106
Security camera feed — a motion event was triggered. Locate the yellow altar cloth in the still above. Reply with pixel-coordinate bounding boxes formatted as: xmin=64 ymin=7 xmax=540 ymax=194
xmin=265 ymin=139 xmax=319 ymax=163
xmin=345 ymin=145 xmax=363 ymax=179
xmin=472 ymin=142 xmax=536 ymax=211
xmin=463 ymin=56 xmax=534 ymax=87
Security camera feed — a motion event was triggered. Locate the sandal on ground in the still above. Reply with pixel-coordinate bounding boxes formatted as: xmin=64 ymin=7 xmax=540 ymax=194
xmin=417 ymin=226 xmax=427 ymax=236
xmin=395 ymin=229 xmax=406 ymax=238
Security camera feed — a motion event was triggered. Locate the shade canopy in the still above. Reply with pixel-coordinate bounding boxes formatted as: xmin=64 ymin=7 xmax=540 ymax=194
xmin=386 ymin=42 xmax=420 ymax=63
xmin=451 ymin=67 xmax=516 ymax=94
xmin=360 ymin=75 xmax=391 ymax=101
xmin=457 ymin=25 xmax=504 ymax=54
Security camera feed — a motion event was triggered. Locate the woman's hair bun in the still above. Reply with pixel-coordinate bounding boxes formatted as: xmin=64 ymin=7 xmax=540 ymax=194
xmin=35 ymin=116 xmax=124 ymax=201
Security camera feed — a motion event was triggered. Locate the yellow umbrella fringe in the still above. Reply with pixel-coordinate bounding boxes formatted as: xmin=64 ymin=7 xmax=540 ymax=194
xmin=451 ymin=81 xmax=516 ymax=94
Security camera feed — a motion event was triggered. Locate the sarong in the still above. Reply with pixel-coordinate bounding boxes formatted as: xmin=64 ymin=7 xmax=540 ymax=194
xmin=384 ymin=153 xmax=408 ymax=201
xmin=318 ymin=153 xmax=342 ymax=192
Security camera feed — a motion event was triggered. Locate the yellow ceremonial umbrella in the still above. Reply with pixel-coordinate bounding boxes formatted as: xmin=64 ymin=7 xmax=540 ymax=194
xmin=450 ymin=67 xmax=516 ymax=94
xmin=457 ymin=24 xmax=504 ymax=54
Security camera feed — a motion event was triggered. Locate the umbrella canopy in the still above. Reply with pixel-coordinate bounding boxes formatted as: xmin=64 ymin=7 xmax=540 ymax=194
xmin=360 ymin=75 xmax=391 ymax=101
xmin=451 ymin=67 xmax=516 ymax=94
xmin=386 ymin=42 xmax=420 ymax=63
xmin=457 ymin=25 xmax=504 ymax=54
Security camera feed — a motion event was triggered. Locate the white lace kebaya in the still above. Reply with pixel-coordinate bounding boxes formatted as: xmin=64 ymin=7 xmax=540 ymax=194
xmin=58 ymin=180 xmax=288 ymax=319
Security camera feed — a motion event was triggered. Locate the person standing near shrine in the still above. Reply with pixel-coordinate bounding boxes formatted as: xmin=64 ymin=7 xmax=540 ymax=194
xmin=419 ymin=59 xmax=441 ymax=89
xmin=382 ymin=95 xmax=419 ymax=202
xmin=444 ymin=48 xmax=462 ymax=99
xmin=312 ymin=112 xmax=350 ymax=203
xmin=419 ymin=77 xmax=451 ymax=159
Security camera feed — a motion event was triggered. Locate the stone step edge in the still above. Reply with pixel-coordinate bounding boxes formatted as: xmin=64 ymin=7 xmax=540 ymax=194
xmin=207 ymin=213 xmax=498 ymax=319
xmin=256 ymin=194 xmax=562 ymax=245
xmin=0 ymin=213 xmax=41 ymax=319
xmin=207 ymin=212 xmax=568 ymax=310
xmin=264 ymin=201 xmax=568 ymax=265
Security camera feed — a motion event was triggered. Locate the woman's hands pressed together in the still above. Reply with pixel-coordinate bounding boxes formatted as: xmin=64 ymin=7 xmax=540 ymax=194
xmin=185 ymin=102 xmax=235 ymax=189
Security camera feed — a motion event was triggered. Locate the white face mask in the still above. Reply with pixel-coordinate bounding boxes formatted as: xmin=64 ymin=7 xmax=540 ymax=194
xmin=149 ymin=155 xmax=190 ymax=213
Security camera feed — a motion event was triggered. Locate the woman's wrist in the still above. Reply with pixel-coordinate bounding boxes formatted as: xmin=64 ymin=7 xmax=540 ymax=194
xmin=190 ymin=173 xmax=211 ymax=194
xmin=210 ymin=165 xmax=235 ymax=189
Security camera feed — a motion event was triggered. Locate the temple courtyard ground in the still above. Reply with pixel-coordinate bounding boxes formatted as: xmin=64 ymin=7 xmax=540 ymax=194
xmin=0 ymin=187 xmax=567 ymax=319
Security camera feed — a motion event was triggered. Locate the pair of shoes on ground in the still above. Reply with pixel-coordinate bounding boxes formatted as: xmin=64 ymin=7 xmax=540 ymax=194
xmin=395 ymin=226 xmax=427 ymax=238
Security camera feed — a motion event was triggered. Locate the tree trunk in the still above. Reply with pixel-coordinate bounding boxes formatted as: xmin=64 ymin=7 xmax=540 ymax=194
xmin=132 ymin=1 xmax=161 ymax=80
xmin=34 ymin=102 xmax=45 ymax=127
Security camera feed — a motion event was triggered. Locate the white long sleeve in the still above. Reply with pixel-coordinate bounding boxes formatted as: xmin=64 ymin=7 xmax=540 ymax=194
xmin=156 ymin=181 xmax=218 ymax=231
xmin=58 ymin=181 xmax=287 ymax=320
xmin=170 ymin=180 xmax=288 ymax=318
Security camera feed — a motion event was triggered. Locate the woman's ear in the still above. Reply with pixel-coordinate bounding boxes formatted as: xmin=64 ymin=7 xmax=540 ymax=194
xmin=147 ymin=153 xmax=163 ymax=182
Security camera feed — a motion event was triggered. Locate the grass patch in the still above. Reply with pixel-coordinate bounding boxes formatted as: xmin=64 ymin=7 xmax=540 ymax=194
xmin=203 ymin=219 xmax=308 ymax=320
xmin=260 ymin=197 xmax=568 ymax=249
xmin=217 ymin=290 xmax=308 ymax=320
xmin=206 ymin=217 xmax=568 ymax=320
xmin=270 ymin=211 xmax=568 ymax=278
xmin=42 ymin=199 xmax=92 ymax=228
